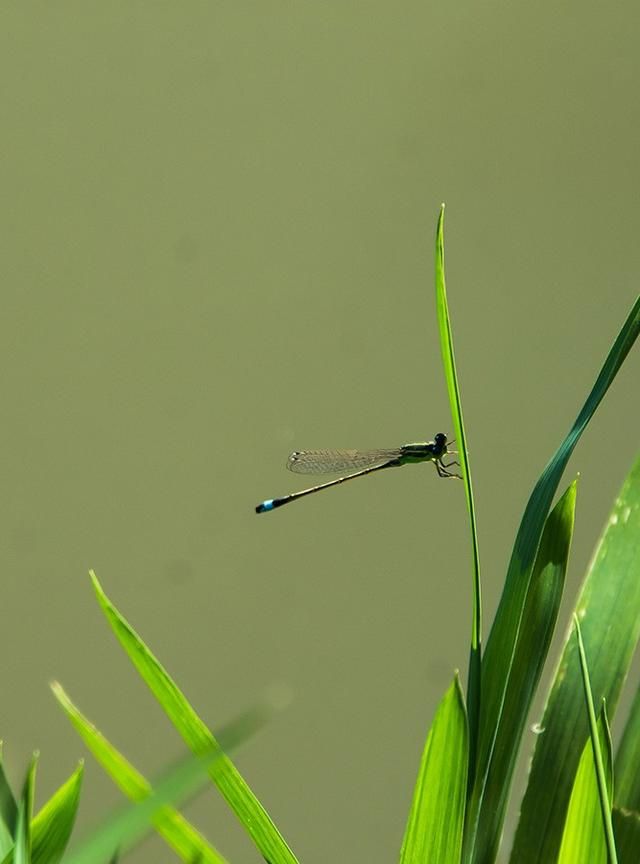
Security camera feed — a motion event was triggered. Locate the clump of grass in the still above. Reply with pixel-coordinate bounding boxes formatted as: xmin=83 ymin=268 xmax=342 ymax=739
xmin=1 ymin=210 xmax=640 ymax=863
xmin=404 ymin=207 xmax=640 ymax=864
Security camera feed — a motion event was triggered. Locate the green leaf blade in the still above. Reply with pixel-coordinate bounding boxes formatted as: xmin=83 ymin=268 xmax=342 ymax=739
xmin=574 ymin=617 xmax=617 ymax=862
xmin=614 ymin=682 xmax=640 ymax=811
xmin=612 ymin=808 xmax=640 ymax=864
xmin=89 ymin=571 xmax=299 ymax=864
xmin=61 ymin=700 xmax=275 ymax=864
xmin=14 ymin=756 xmax=37 ymax=864
xmin=0 ymin=745 xmax=18 ymax=857
xmin=31 ymin=763 xmax=83 ymax=864
xmin=511 ymin=450 xmax=640 ymax=863
xmin=52 ymin=683 xmax=227 ymax=864
xmin=400 ymin=674 xmax=468 ymax=864
xmin=557 ymin=705 xmax=614 ymax=864
xmin=472 ymin=295 xmax=640 ymax=861
xmin=465 ymin=480 xmax=576 ymax=863
xmin=434 ymin=205 xmax=482 ymax=781
xmin=482 ymin=291 xmax=640 ymax=730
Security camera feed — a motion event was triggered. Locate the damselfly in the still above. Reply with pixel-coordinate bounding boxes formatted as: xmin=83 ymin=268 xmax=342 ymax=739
xmin=255 ymin=432 xmax=460 ymax=513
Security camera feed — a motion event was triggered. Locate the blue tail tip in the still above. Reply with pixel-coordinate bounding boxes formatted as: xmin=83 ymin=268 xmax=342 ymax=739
xmin=256 ymin=499 xmax=275 ymax=514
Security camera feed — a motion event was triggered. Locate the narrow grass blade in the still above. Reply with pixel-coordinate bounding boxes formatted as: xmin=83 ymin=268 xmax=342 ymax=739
xmin=52 ymin=683 xmax=227 ymax=864
xmin=61 ymin=738 xmax=247 ymax=864
xmin=399 ymin=674 xmax=468 ymax=864
xmin=464 ymin=480 xmax=576 ymax=863
xmin=574 ymin=618 xmax=617 ymax=862
xmin=434 ymin=205 xmax=481 ymax=781
xmin=612 ymin=808 xmax=640 ymax=864
xmin=557 ymin=702 xmax=613 ymax=864
xmin=89 ymin=571 xmax=299 ymax=864
xmin=14 ymin=755 xmax=37 ymax=864
xmin=614 ymin=682 xmax=640 ymax=810
xmin=472 ymin=295 xmax=640 ymax=860
xmin=0 ymin=745 xmax=17 ymax=855
xmin=31 ymin=764 xmax=83 ymax=864
xmin=511 ymin=450 xmax=640 ymax=863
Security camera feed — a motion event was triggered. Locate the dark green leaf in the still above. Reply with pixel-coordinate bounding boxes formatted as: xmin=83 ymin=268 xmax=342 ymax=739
xmin=511 ymin=450 xmax=640 ymax=863
xmin=0 ymin=745 xmax=17 ymax=856
xmin=614 ymin=681 xmax=640 ymax=811
xmin=465 ymin=481 xmax=576 ymax=862
xmin=612 ymin=807 xmax=640 ymax=864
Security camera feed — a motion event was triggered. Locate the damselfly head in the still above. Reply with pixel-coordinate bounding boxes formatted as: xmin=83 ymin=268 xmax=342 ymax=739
xmin=432 ymin=432 xmax=448 ymax=454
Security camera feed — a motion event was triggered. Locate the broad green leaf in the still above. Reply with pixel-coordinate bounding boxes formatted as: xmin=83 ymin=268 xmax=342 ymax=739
xmin=435 ymin=205 xmax=481 ymax=779
xmin=464 ymin=480 xmax=575 ymax=863
xmin=614 ymin=682 xmax=640 ymax=810
xmin=32 ymin=763 xmax=83 ymax=864
xmin=474 ymin=294 xmax=640 ymax=863
xmin=0 ymin=745 xmax=17 ymax=856
xmin=612 ymin=807 xmax=640 ymax=864
xmin=89 ymin=571 xmax=299 ymax=864
xmin=511 ymin=450 xmax=640 ymax=863
xmin=14 ymin=756 xmax=37 ymax=864
xmin=400 ymin=674 xmax=468 ymax=864
xmin=558 ymin=706 xmax=613 ymax=864
xmin=52 ymin=683 xmax=227 ymax=864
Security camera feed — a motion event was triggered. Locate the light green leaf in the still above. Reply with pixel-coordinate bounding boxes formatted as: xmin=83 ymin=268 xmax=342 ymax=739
xmin=60 ymin=698 xmax=273 ymax=864
xmin=435 ymin=205 xmax=481 ymax=778
xmin=400 ymin=674 xmax=468 ymax=864
xmin=89 ymin=570 xmax=299 ymax=864
xmin=614 ymin=682 xmax=640 ymax=811
xmin=511 ymin=450 xmax=640 ymax=863
xmin=558 ymin=706 xmax=613 ymax=864
xmin=575 ymin=618 xmax=617 ymax=862
xmin=52 ymin=683 xmax=227 ymax=864
xmin=464 ymin=480 xmax=576 ymax=862
xmin=32 ymin=763 xmax=83 ymax=864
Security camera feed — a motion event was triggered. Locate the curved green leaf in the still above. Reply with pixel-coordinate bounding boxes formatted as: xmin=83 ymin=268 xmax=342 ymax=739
xmin=89 ymin=571 xmax=299 ymax=864
xmin=511 ymin=450 xmax=640 ymax=863
xmin=59 ymin=699 xmax=273 ymax=864
xmin=435 ymin=205 xmax=481 ymax=779
xmin=52 ymin=683 xmax=226 ymax=864
xmin=473 ymin=294 xmax=640 ymax=862
xmin=464 ymin=480 xmax=576 ymax=862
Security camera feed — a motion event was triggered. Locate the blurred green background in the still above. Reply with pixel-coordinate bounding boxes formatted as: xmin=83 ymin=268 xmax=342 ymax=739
xmin=1 ymin=3 xmax=639 ymax=862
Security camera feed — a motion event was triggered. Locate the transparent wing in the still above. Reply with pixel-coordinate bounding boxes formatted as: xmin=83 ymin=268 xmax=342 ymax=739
xmin=287 ymin=448 xmax=401 ymax=475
